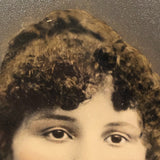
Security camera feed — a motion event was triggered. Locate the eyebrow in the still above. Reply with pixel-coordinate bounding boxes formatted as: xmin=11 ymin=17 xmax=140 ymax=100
xmin=35 ymin=113 xmax=76 ymax=122
xmin=104 ymin=122 xmax=139 ymax=129
xmin=103 ymin=122 xmax=142 ymax=138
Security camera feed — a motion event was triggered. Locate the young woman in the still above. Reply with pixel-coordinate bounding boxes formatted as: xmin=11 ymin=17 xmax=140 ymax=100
xmin=0 ymin=9 xmax=159 ymax=160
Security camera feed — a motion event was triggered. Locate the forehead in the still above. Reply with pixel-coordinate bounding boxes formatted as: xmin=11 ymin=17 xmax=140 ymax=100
xmin=22 ymin=87 xmax=141 ymax=133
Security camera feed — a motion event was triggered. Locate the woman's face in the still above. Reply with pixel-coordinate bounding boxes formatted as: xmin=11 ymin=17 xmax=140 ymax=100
xmin=12 ymin=86 xmax=146 ymax=160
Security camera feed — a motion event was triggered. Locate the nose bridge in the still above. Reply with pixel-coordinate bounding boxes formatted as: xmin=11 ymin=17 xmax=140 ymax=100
xmin=75 ymin=138 xmax=102 ymax=160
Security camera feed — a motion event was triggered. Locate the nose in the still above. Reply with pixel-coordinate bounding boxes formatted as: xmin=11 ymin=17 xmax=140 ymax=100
xmin=74 ymin=140 xmax=104 ymax=160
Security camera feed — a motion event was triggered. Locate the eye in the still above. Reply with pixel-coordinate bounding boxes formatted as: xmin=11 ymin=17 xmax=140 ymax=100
xmin=105 ymin=134 xmax=129 ymax=146
xmin=43 ymin=128 xmax=73 ymax=142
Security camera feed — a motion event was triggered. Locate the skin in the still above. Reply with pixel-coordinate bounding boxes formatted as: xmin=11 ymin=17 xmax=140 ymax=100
xmin=12 ymin=85 xmax=146 ymax=160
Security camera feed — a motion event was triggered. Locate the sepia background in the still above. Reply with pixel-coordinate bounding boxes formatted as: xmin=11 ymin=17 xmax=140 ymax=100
xmin=0 ymin=0 xmax=159 ymax=74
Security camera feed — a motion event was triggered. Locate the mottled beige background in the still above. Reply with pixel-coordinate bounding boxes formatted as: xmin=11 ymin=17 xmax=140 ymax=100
xmin=0 ymin=0 xmax=159 ymax=74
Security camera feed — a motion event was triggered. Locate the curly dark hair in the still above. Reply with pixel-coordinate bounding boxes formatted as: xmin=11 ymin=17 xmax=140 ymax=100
xmin=0 ymin=9 xmax=160 ymax=160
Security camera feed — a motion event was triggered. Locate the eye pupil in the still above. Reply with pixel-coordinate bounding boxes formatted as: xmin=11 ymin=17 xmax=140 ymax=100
xmin=111 ymin=135 xmax=122 ymax=143
xmin=52 ymin=130 xmax=64 ymax=138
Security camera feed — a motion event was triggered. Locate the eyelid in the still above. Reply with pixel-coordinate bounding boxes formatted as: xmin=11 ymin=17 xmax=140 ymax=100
xmin=40 ymin=126 xmax=77 ymax=138
xmin=43 ymin=127 xmax=72 ymax=137
xmin=102 ymin=129 xmax=131 ymax=141
xmin=40 ymin=127 xmax=74 ymax=143
xmin=104 ymin=132 xmax=130 ymax=141
xmin=104 ymin=134 xmax=129 ymax=147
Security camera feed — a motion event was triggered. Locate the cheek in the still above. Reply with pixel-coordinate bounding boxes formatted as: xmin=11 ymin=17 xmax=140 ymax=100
xmin=126 ymin=145 xmax=146 ymax=160
xmin=12 ymin=135 xmax=75 ymax=160
xmin=12 ymin=132 xmax=146 ymax=160
xmin=102 ymin=142 xmax=146 ymax=160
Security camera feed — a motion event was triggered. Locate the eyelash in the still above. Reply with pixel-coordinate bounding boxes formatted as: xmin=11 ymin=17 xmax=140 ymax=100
xmin=42 ymin=127 xmax=73 ymax=142
xmin=104 ymin=132 xmax=130 ymax=146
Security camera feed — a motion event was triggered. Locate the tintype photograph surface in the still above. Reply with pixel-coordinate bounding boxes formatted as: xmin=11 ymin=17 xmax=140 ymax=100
xmin=0 ymin=1 xmax=160 ymax=160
